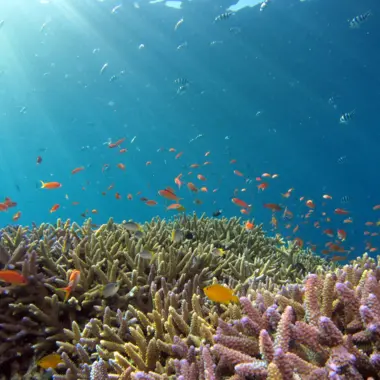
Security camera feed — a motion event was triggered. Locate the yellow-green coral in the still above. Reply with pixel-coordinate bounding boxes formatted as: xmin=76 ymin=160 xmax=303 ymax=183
xmin=1 ymin=216 xmax=378 ymax=380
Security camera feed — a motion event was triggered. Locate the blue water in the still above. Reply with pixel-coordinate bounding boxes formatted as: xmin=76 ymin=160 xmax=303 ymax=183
xmin=0 ymin=0 xmax=379 ymax=261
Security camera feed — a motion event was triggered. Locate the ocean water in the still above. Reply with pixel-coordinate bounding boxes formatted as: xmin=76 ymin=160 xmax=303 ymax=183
xmin=0 ymin=0 xmax=378 ymax=262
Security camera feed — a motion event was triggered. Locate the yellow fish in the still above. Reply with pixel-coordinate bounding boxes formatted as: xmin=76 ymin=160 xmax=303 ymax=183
xmin=37 ymin=353 xmax=62 ymax=369
xmin=203 ymin=284 xmax=239 ymax=304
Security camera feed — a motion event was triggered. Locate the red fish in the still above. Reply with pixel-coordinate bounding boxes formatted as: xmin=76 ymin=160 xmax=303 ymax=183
xmin=108 ymin=138 xmax=125 ymax=148
xmin=257 ymin=182 xmax=268 ymax=191
xmin=335 ymin=208 xmax=349 ymax=215
xmin=158 ymin=188 xmax=181 ymax=201
xmin=0 ymin=270 xmax=27 ymax=285
xmin=71 ymin=167 xmax=85 ymax=175
xmin=337 ymin=229 xmax=347 ymax=242
xmin=50 ymin=204 xmax=60 ymax=213
xmin=263 ymin=203 xmax=283 ymax=212
xmin=232 ymin=198 xmax=250 ymax=209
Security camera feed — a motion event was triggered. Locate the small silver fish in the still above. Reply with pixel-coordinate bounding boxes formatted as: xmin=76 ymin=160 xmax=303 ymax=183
xmin=177 ymin=42 xmax=188 ymax=50
xmin=339 ymin=110 xmax=355 ymax=124
xmin=103 ymin=282 xmax=120 ymax=298
xmin=124 ymin=222 xmax=142 ymax=232
xmin=139 ymin=247 xmax=153 ymax=259
xmin=174 ymin=18 xmax=184 ymax=31
xmin=100 ymin=63 xmax=108 ymax=75
xmin=177 ymin=85 xmax=187 ymax=95
xmin=172 ymin=229 xmax=184 ymax=243
xmin=349 ymin=11 xmax=371 ymax=29
xmin=134 ymin=230 xmax=144 ymax=239
xmin=214 ymin=12 xmax=233 ymax=22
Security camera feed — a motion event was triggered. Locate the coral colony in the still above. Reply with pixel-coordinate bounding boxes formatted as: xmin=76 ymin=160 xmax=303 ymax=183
xmin=0 ymin=215 xmax=379 ymax=379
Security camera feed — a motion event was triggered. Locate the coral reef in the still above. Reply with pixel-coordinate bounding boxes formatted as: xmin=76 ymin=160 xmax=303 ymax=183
xmin=1 ymin=215 xmax=378 ymax=379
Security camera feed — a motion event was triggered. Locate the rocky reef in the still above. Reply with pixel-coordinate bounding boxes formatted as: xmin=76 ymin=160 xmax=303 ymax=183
xmin=0 ymin=215 xmax=379 ymax=379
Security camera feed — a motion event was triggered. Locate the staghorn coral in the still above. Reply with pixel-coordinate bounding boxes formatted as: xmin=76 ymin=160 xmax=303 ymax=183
xmin=0 ymin=215 xmax=325 ymax=378
xmin=0 ymin=216 xmax=379 ymax=379
xmin=57 ymin=253 xmax=380 ymax=379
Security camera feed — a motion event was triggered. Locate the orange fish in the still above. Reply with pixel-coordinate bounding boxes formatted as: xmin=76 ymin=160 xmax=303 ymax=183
xmin=0 ymin=270 xmax=27 ymax=285
xmin=234 ymin=170 xmax=244 ymax=177
xmin=187 ymin=183 xmax=198 ymax=192
xmin=71 ymin=167 xmax=85 ymax=175
xmin=230 ymin=159 xmax=236 ymax=164
xmin=257 ymin=183 xmax=268 ymax=191
xmin=190 ymin=164 xmax=200 ymax=168
xmin=294 ymin=237 xmax=304 ymax=248
xmin=323 ymin=194 xmax=332 ymax=200
xmin=146 ymin=161 xmax=152 ymax=166
xmin=174 ymin=174 xmax=183 ymax=189
xmin=40 ymin=181 xmax=62 ymax=189
xmin=169 ymin=148 xmax=176 ymax=152
xmin=306 ymin=200 xmax=315 ymax=209
xmin=175 ymin=152 xmax=183 ymax=159
xmin=337 ymin=229 xmax=347 ymax=242
xmin=166 ymin=203 xmax=185 ymax=211
xmin=240 ymin=209 xmax=250 ymax=215
xmin=203 ymin=284 xmax=239 ymax=304
xmin=335 ymin=208 xmax=349 ymax=215
xmin=0 ymin=203 xmax=8 ymax=212
xmin=108 ymin=138 xmax=125 ymax=148
xmin=331 ymin=255 xmax=348 ymax=262
xmin=158 ymin=188 xmax=181 ymax=201
xmin=203 ymin=161 xmax=212 ymax=166
xmin=197 ymin=174 xmax=206 ymax=181
xmin=263 ymin=203 xmax=283 ymax=212
xmin=232 ymin=198 xmax=250 ymax=209
xmin=115 ymin=192 xmax=121 ymax=199
xmin=245 ymin=221 xmax=254 ymax=230
xmin=117 ymin=163 xmax=126 ymax=170
xmin=145 ymin=200 xmax=157 ymax=206
xmin=91 ymin=209 xmax=98 ymax=214
xmin=56 ymin=270 xmax=81 ymax=302
xmin=12 ymin=211 xmax=21 ymax=221
xmin=373 ymin=205 xmax=380 ymax=210
xmin=119 ymin=148 xmax=127 ymax=153
xmin=200 ymin=187 xmax=208 ymax=192
xmin=50 ymin=204 xmax=60 ymax=213
xmin=4 ymin=197 xmax=16 ymax=208
xmin=37 ymin=353 xmax=62 ymax=370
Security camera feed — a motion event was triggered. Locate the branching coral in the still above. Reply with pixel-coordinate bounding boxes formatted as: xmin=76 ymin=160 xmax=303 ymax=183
xmin=0 ymin=216 xmax=375 ymax=380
